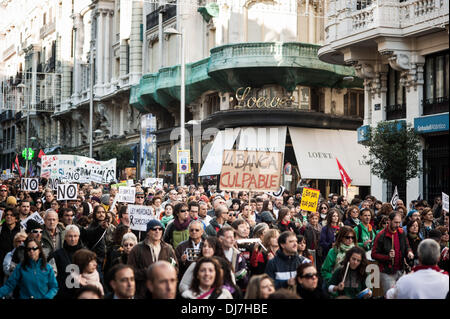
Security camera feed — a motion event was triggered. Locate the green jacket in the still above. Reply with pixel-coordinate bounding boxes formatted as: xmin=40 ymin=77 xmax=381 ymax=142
xmin=353 ymin=224 xmax=376 ymax=251
xmin=321 ymin=247 xmax=338 ymax=285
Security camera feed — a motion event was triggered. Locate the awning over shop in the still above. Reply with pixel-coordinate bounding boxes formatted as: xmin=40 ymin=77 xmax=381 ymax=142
xmin=237 ymin=126 xmax=287 ymax=152
xmin=199 ymin=128 xmax=241 ymax=176
xmin=288 ymin=127 xmax=370 ymax=186
xmin=199 ymin=126 xmax=287 ymax=176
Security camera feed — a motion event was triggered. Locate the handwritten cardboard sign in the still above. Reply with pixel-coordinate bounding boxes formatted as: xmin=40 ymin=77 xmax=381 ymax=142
xmin=219 ymin=150 xmax=282 ymax=192
xmin=128 ymin=204 xmax=155 ymax=232
xmin=300 ymin=187 xmax=320 ymax=213
xmin=117 ymin=186 xmax=136 ymax=203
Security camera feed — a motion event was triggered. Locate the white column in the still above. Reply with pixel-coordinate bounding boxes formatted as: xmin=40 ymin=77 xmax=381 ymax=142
xmin=370 ymin=69 xmax=388 ymax=201
xmin=363 ymin=79 xmax=371 ymax=125
xmin=96 ymin=11 xmax=104 ymax=86
xmin=405 ymin=61 xmax=425 ymax=206
xmin=104 ymin=11 xmax=111 ymax=86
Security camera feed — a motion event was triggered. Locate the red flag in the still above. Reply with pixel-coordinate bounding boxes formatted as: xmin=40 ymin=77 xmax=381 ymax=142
xmin=336 ymin=158 xmax=352 ymax=190
xmin=38 ymin=149 xmax=45 ymax=159
xmin=14 ymin=155 xmax=22 ymax=177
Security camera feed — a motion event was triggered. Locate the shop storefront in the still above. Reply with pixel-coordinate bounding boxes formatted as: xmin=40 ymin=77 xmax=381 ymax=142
xmin=414 ymin=113 xmax=450 ymax=203
xmin=198 ymin=126 xmax=370 ymax=197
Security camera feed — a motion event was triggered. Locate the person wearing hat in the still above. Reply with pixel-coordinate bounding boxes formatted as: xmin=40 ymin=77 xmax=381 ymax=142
xmin=127 ymin=219 xmax=178 ymax=299
xmin=100 ymin=194 xmax=111 ymax=212
xmin=6 ymin=196 xmax=17 ymax=208
xmin=0 ymin=185 xmax=9 ymax=204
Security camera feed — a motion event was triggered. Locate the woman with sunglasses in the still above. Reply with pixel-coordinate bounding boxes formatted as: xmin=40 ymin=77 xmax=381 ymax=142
xmin=0 ymin=238 xmax=58 ymax=299
xmin=34 ymin=199 xmax=44 ymax=214
xmin=321 ymin=226 xmax=356 ymax=287
xmin=328 ymin=246 xmax=371 ymax=299
xmin=295 ymin=263 xmax=328 ymax=299
xmin=318 ymin=202 xmax=330 ymax=226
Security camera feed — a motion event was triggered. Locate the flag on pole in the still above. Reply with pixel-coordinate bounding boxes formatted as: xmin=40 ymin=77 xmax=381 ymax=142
xmin=38 ymin=149 xmax=45 ymax=159
xmin=390 ymin=186 xmax=399 ymax=210
xmin=14 ymin=155 xmax=22 ymax=177
xmin=336 ymin=158 xmax=352 ymax=192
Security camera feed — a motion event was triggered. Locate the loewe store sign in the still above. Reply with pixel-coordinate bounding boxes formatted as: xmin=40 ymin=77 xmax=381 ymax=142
xmin=234 ymin=87 xmax=296 ymax=109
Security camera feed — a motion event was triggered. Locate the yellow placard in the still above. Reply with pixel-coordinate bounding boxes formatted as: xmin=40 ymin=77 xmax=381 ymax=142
xmin=300 ymin=187 xmax=320 ymax=213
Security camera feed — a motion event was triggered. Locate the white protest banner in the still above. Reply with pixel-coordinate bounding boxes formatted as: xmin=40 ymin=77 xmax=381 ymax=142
xmin=128 ymin=204 xmax=155 ymax=231
xmin=0 ymin=210 xmax=3 ymax=222
xmin=20 ymin=212 xmax=45 ymax=230
xmin=143 ymin=178 xmax=164 ymax=188
xmin=21 ymin=178 xmax=39 ymax=192
xmin=57 ymin=184 xmax=78 ymax=201
xmin=127 ymin=179 xmax=134 ymax=187
xmin=91 ymin=173 xmax=103 ymax=184
xmin=117 ymin=186 xmax=136 ymax=203
xmin=41 ymin=155 xmax=116 ymax=184
xmin=442 ymin=192 xmax=449 ymax=212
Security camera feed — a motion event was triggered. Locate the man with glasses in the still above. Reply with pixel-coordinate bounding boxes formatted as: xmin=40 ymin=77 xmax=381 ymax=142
xmin=0 ymin=185 xmax=9 ymax=204
xmin=135 ymin=191 xmax=146 ymax=206
xmin=372 ymin=212 xmax=414 ymax=295
xmin=128 ymin=219 xmax=178 ymax=299
xmin=175 ymin=220 xmax=204 ymax=278
xmin=265 ymin=231 xmax=311 ymax=289
xmin=0 ymin=207 xmax=20 ymax=283
xmin=163 ymin=203 xmax=191 ymax=249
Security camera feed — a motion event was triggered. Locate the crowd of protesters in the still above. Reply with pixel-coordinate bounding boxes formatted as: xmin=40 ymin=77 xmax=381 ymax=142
xmin=0 ymin=177 xmax=448 ymax=299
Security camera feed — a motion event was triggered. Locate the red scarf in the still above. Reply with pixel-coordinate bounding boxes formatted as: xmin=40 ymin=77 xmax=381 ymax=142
xmin=197 ymin=288 xmax=215 ymax=299
xmin=331 ymin=225 xmax=340 ymax=231
xmin=281 ymin=220 xmax=290 ymax=226
xmin=412 ymin=265 xmax=448 ymax=275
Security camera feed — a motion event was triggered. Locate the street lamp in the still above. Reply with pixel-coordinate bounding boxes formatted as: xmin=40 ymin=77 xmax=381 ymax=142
xmin=164 ymin=27 xmax=186 ymax=186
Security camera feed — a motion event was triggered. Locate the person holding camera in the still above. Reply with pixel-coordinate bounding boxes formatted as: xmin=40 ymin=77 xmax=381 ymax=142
xmin=175 ymin=220 xmax=204 ymax=278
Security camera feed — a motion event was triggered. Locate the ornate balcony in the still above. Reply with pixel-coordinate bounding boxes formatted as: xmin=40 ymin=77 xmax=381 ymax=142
xmin=319 ymin=0 xmax=449 ymax=65
xmin=131 ymin=42 xmax=360 ymax=113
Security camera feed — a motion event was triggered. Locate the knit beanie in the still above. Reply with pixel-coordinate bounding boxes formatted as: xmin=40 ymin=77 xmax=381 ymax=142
xmin=407 ymin=209 xmax=418 ymax=218
xmin=101 ymin=194 xmax=110 ymax=206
